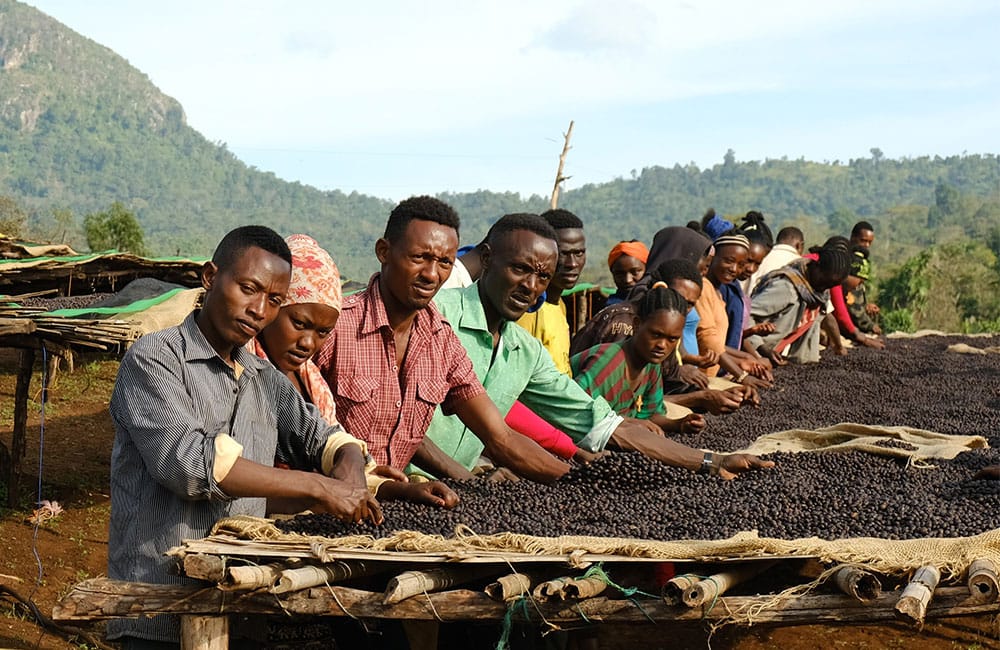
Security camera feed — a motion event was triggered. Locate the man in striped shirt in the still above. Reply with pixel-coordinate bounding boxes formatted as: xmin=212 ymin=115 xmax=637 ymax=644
xmin=108 ymin=226 xmax=378 ymax=647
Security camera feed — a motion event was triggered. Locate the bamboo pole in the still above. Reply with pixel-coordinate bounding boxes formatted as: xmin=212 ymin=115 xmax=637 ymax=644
xmin=224 ymin=563 xmax=285 ymax=591
xmin=967 ymin=559 xmax=999 ymax=604
xmin=485 ymin=572 xmax=535 ymax=602
xmin=550 ymin=120 xmax=575 ymax=209
xmin=832 ymin=565 xmax=881 ymax=602
xmin=894 ymin=565 xmax=940 ymax=627
xmin=682 ymin=562 xmax=777 ymax=608
xmin=383 ymin=566 xmax=500 ymax=605
xmin=663 ymin=574 xmax=700 ymax=606
xmin=272 ymin=561 xmax=379 ymax=594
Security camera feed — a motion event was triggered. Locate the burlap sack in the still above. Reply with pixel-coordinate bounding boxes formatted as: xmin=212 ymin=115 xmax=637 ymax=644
xmin=729 ymin=422 xmax=987 ymax=463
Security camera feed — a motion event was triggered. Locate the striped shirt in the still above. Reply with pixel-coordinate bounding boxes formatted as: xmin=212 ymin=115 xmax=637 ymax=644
xmin=571 ymin=341 xmax=665 ymax=419
xmin=316 ymin=274 xmax=485 ymax=469
xmin=108 ymin=312 xmax=345 ymax=642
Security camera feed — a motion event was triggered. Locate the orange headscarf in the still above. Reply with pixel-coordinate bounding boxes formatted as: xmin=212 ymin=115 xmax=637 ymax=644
xmin=607 ymin=240 xmax=649 ymax=270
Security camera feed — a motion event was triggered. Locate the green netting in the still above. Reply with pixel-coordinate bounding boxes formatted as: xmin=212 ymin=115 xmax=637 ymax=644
xmin=45 ymin=287 xmax=191 ymax=317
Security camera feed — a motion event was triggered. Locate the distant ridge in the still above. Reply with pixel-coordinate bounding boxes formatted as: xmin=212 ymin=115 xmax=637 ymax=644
xmin=1 ymin=0 xmax=998 ymax=281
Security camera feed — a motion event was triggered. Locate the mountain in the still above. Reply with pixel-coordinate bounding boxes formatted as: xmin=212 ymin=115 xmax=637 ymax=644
xmin=1 ymin=0 xmax=999 ymax=282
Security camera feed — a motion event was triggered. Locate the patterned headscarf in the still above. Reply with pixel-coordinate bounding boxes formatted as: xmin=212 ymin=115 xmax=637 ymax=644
xmin=284 ymin=234 xmax=342 ymax=312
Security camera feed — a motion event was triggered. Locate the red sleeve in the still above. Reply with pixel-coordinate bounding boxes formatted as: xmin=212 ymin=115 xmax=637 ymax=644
xmin=504 ymin=400 xmax=578 ymax=459
xmin=829 ymin=285 xmax=856 ymax=335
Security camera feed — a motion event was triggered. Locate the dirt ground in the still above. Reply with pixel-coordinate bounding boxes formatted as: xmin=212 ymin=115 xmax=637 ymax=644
xmin=2 ymin=349 xmax=1000 ymax=649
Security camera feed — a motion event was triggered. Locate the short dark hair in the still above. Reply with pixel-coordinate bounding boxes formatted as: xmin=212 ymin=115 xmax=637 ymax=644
xmin=384 ymin=195 xmax=460 ymax=243
xmin=739 ymin=210 xmax=774 ymax=248
xmin=487 ymin=213 xmax=558 ymax=251
xmin=776 ymin=227 xmax=804 ymax=246
xmin=637 ymin=286 xmax=688 ymax=320
xmin=651 ymin=259 xmax=702 ymax=287
xmin=540 ymin=208 xmax=583 ymax=231
xmin=851 ymin=221 xmax=875 ymax=238
xmin=212 ymin=225 xmax=291 ymax=271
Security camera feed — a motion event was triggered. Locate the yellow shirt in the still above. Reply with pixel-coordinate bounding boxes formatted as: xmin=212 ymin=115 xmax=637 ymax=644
xmin=516 ymin=300 xmax=572 ymax=375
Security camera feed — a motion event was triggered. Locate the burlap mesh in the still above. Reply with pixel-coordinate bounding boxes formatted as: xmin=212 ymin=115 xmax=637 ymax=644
xmin=211 ymin=515 xmax=1000 ymax=579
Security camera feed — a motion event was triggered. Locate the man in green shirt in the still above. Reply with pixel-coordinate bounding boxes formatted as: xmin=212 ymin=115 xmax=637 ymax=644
xmin=416 ymin=214 xmax=773 ymax=479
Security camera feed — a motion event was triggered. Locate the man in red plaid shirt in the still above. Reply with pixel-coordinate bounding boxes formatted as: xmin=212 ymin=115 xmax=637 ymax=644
xmin=316 ymin=196 xmax=568 ymax=482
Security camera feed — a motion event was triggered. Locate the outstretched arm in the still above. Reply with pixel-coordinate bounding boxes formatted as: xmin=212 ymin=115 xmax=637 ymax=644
xmin=455 ymin=393 xmax=570 ymax=483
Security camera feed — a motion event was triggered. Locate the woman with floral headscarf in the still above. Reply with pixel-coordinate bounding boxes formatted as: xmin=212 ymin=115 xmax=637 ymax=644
xmin=254 ymin=234 xmax=458 ymax=508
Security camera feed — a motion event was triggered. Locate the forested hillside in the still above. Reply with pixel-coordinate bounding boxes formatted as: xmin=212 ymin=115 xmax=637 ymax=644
xmin=1 ymin=0 xmax=999 ymax=330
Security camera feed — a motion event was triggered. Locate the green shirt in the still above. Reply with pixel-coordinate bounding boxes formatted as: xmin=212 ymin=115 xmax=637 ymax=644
xmin=414 ymin=283 xmax=618 ymax=473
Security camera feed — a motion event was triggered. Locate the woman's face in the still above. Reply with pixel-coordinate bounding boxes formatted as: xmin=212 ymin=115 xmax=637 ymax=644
xmin=739 ymin=243 xmax=770 ymax=281
xmin=259 ymin=302 xmax=339 ymax=374
xmin=708 ymin=244 xmax=748 ymax=286
xmin=632 ymin=309 xmax=685 ymax=366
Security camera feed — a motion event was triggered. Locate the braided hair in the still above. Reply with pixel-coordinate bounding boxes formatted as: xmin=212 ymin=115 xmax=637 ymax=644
xmin=817 ymin=236 xmax=852 ymax=279
xmin=738 ymin=210 xmax=774 ymax=248
xmin=637 ymin=285 xmax=688 ymax=320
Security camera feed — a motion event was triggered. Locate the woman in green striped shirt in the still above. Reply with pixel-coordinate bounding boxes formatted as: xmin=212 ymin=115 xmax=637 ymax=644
xmin=571 ymin=286 xmax=706 ymax=434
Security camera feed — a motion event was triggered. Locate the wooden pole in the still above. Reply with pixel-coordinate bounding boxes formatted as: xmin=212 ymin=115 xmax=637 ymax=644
xmin=550 ymin=120 xmax=575 ymax=209
xmin=7 ymin=348 xmax=35 ymax=507
xmin=180 ymin=615 xmax=228 ymax=650
xmin=55 ymin=578 xmax=1000 ymax=626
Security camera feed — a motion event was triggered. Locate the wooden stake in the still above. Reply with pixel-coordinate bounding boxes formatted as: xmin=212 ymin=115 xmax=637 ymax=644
xmin=894 ymin=565 xmax=940 ymax=627
xmin=182 ymin=554 xmax=227 ymax=583
xmin=7 ymin=348 xmax=34 ymax=507
xmin=180 ymin=615 xmax=228 ymax=650
xmin=832 ymin=565 xmax=881 ymax=602
xmin=383 ymin=566 xmax=499 ymax=605
xmin=966 ymin=559 xmax=999 ymax=604
xmin=682 ymin=562 xmax=777 ymax=608
xmin=550 ymin=120 xmax=575 ymax=209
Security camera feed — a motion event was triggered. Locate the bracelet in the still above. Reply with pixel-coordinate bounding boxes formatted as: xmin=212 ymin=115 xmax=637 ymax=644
xmin=698 ymin=452 xmax=714 ymax=474
xmin=735 ymin=370 xmax=749 ymax=383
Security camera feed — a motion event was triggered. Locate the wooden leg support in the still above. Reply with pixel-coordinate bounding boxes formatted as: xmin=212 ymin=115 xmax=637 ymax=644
xmin=180 ymin=615 xmax=228 ymax=650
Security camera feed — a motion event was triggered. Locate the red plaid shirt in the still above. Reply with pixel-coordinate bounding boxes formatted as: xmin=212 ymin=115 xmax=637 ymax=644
xmin=316 ymin=274 xmax=485 ymax=468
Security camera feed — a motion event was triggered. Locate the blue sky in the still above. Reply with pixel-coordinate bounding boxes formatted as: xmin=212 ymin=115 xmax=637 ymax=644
xmin=27 ymin=0 xmax=1000 ymax=200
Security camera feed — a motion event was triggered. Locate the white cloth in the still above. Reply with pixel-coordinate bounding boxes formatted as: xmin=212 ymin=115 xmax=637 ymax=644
xmin=746 ymin=244 xmax=802 ymax=295
xmin=439 ymin=257 xmax=473 ymax=291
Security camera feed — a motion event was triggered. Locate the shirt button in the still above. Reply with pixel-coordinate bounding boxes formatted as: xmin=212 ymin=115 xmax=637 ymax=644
xmin=392 ymin=365 xmax=398 ymax=372
xmin=395 ymin=401 xmax=402 ymax=408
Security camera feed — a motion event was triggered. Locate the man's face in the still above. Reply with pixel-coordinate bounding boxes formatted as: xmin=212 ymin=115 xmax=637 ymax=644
xmin=481 ymin=230 xmax=558 ymax=323
xmin=200 ymin=246 xmax=291 ymax=356
xmin=376 ymin=219 xmax=458 ymax=313
xmin=551 ymin=228 xmax=586 ymax=292
xmin=667 ymin=278 xmax=702 ymax=314
xmin=738 ymin=243 xmax=769 ymax=281
xmin=852 ymin=229 xmax=875 ymax=250
xmin=611 ymin=255 xmax=646 ymax=293
xmin=708 ymin=244 xmax=748 ymax=285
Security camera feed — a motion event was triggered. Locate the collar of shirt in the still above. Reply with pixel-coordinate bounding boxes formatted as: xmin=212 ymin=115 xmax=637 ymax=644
xmin=179 ymin=311 xmax=267 ymax=378
xmin=352 ymin=273 xmax=447 ymax=339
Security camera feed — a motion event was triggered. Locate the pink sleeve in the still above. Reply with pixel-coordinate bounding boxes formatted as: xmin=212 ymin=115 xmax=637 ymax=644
xmin=504 ymin=400 xmax=578 ymax=459
xmin=830 ymin=285 xmax=856 ymax=335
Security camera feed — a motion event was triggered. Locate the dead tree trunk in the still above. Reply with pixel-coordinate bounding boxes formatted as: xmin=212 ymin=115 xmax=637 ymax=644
xmin=550 ymin=120 xmax=575 ymax=209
